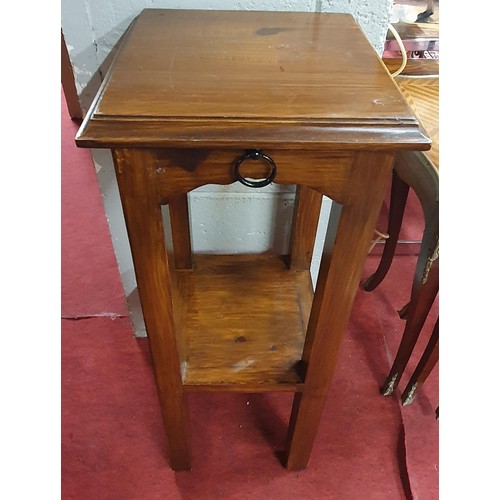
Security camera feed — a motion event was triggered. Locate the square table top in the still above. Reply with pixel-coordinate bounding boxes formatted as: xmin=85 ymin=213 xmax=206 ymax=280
xmin=76 ymin=9 xmax=430 ymax=150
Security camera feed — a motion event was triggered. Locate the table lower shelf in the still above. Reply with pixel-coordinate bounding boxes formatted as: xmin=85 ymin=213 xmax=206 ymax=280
xmin=174 ymin=254 xmax=313 ymax=392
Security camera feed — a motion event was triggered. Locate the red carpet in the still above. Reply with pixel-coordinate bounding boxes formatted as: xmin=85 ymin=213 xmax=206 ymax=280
xmin=61 ymin=103 xmax=129 ymax=319
xmin=362 ymin=255 xmax=439 ymax=500
xmin=62 ymin=312 xmax=408 ymax=500
xmin=62 ymin=90 xmax=438 ymax=499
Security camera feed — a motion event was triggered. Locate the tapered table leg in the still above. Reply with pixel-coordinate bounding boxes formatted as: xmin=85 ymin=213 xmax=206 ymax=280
xmin=113 ymin=149 xmax=191 ymax=470
xmin=285 ymin=151 xmax=394 ymax=470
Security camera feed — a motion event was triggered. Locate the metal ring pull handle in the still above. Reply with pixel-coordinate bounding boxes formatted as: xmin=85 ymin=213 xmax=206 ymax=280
xmin=233 ymin=150 xmax=277 ymax=188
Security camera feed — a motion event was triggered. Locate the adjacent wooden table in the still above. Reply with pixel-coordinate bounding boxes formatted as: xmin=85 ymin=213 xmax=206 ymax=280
xmin=76 ymin=9 xmax=430 ymax=471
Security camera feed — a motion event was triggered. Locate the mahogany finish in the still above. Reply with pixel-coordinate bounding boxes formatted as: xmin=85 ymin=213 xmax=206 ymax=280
xmin=382 ymin=256 xmax=439 ymax=396
xmin=401 ymin=317 xmax=439 ymax=406
xmin=364 ymin=170 xmax=409 ymax=292
xmin=76 ymin=9 xmax=429 ymax=471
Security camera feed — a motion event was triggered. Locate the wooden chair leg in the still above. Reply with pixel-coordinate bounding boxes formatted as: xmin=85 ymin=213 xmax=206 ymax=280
xmin=382 ymin=257 xmax=438 ymax=396
xmin=401 ymin=317 xmax=439 ymax=405
xmin=364 ymin=169 xmax=409 ymax=291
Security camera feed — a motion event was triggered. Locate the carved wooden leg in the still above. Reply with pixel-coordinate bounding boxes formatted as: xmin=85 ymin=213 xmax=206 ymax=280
xmin=113 ymin=149 xmax=191 ymax=470
xmin=381 ymin=192 xmax=438 ymax=395
xmin=285 ymin=151 xmax=394 ymax=470
xmin=289 ymin=185 xmax=323 ymax=271
xmin=382 ymin=257 xmax=438 ymax=396
xmin=364 ymin=169 xmax=409 ymax=292
xmin=401 ymin=317 xmax=439 ymax=405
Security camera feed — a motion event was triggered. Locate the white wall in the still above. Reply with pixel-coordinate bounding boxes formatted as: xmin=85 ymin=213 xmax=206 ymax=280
xmin=62 ymin=0 xmax=392 ymax=337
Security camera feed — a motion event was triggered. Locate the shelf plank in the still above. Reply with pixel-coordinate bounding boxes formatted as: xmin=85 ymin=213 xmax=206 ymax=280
xmin=177 ymin=254 xmax=313 ymax=391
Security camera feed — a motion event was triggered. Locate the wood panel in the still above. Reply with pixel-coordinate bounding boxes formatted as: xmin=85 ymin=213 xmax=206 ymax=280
xmin=397 ymin=77 xmax=439 ymax=169
xmin=97 ymin=10 xmax=415 ymax=121
xmin=75 ymin=10 xmax=430 ymax=150
xmin=176 ymin=254 xmax=314 ymax=392
xmin=382 ymin=58 xmax=439 ymax=77
xmin=155 ymin=148 xmax=352 ymax=203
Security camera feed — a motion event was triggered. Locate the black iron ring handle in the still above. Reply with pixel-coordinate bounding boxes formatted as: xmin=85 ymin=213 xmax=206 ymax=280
xmin=233 ymin=150 xmax=277 ymax=188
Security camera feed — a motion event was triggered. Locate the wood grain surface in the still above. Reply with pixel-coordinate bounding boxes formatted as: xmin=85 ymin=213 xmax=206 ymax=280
xmin=286 ymin=151 xmax=394 ymax=470
xmin=113 ymin=148 xmax=191 ymax=470
xmin=155 ymin=148 xmax=352 ymax=203
xmin=75 ymin=9 xmax=431 ymax=471
xmin=288 ymin=186 xmax=323 ymax=271
xmin=76 ymin=9 xmax=430 ymax=150
xmin=178 ymin=254 xmax=313 ymax=392
xmin=397 ymin=77 xmax=439 ymax=168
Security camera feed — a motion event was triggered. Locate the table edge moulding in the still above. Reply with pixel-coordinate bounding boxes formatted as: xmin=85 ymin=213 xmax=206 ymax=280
xmin=75 ymin=9 xmax=431 ymax=472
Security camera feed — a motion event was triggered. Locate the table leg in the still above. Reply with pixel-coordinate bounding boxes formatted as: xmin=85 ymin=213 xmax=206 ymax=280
xmin=401 ymin=317 xmax=439 ymax=405
xmin=285 ymin=151 xmax=394 ymax=470
xmin=363 ymin=169 xmax=409 ymax=291
xmin=113 ymin=148 xmax=191 ymax=470
xmin=382 ymin=256 xmax=439 ymax=396
xmin=289 ymin=185 xmax=323 ymax=271
xmin=169 ymin=194 xmax=193 ymax=269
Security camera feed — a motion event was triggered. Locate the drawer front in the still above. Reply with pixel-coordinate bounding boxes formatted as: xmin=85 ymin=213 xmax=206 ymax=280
xmin=154 ymin=148 xmax=353 ymax=204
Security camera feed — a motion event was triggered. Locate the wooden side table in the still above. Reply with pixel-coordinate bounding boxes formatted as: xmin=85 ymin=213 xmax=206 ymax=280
xmin=76 ymin=9 xmax=430 ymax=471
